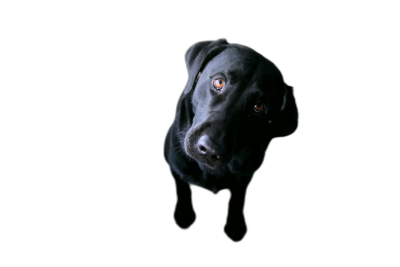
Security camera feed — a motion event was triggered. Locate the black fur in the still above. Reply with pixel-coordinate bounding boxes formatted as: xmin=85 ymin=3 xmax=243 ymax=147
xmin=164 ymin=39 xmax=298 ymax=241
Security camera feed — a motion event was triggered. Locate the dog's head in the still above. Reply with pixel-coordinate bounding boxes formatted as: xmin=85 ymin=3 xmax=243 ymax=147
xmin=182 ymin=39 xmax=298 ymax=172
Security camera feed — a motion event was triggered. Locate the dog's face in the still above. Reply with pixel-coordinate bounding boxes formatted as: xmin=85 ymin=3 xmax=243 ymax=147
xmin=182 ymin=40 xmax=297 ymax=173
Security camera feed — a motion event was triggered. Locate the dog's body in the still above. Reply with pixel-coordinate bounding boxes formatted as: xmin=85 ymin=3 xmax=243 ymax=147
xmin=164 ymin=39 xmax=298 ymax=241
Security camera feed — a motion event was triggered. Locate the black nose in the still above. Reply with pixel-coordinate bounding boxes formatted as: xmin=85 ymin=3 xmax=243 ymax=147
xmin=197 ymin=135 xmax=224 ymax=161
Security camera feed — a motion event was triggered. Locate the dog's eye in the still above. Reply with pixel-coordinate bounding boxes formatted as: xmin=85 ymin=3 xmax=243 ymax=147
xmin=253 ymin=103 xmax=265 ymax=113
xmin=213 ymin=79 xmax=224 ymax=90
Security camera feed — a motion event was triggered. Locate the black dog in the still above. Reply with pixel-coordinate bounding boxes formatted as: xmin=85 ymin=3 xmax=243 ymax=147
xmin=164 ymin=39 xmax=298 ymax=241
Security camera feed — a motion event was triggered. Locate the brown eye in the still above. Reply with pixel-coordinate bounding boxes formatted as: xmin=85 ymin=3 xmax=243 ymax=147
xmin=253 ymin=103 xmax=265 ymax=113
xmin=213 ymin=79 xmax=224 ymax=90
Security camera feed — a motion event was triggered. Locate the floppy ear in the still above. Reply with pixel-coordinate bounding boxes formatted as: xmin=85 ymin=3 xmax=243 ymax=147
xmin=272 ymin=85 xmax=298 ymax=137
xmin=183 ymin=39 xmax=229 ymax=94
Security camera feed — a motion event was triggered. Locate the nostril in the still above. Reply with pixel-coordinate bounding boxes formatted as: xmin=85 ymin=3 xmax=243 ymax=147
xmin=198 ymin=145 xmax=207 ymax=153
xmin=210 ymin=154 xmax=220 ymax=161
xmin=197 ymin=135 xmax=224 ymax=161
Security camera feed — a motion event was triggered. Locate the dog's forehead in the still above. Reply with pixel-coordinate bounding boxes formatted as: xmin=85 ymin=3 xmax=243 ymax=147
xmin=204 ymin=47 xmax=282 ymax=86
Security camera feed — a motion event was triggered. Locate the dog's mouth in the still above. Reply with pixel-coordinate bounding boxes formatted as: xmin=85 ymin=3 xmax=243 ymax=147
xmin=194 ymin=155 xmax=222 ymax=169
xmin=191 ymin=155 xmax=225 ymax=172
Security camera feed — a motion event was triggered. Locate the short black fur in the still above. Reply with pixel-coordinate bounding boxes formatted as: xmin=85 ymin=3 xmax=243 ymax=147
xmin=164 ymin=39 xmax=298 ymax=241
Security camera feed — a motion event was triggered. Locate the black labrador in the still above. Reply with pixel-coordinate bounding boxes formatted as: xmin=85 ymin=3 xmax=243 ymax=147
xmin=164 ymin=39 xmax=298 ymax=241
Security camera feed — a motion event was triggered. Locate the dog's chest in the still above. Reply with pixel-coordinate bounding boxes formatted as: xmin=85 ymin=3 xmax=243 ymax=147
xmin=186 ymin=167 xmax=236 ymax=193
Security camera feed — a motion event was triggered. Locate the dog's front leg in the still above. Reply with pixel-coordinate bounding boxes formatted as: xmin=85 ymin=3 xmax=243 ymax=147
xmin=224 ymin=182 xmax=250 ymax=241
xmin=171 ymin=171 xmax=196 ymax=229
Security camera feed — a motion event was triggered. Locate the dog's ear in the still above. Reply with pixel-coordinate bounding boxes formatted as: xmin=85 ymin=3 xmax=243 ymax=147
xmin=183 ymin=39 xmax=229 ymax=94
xmin=271 ymin=84 xmax=298 ymax=137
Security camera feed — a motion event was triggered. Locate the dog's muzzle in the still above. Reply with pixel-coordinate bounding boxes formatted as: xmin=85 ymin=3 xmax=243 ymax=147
xmin=196 ymin=135 xmax=225 ymax=162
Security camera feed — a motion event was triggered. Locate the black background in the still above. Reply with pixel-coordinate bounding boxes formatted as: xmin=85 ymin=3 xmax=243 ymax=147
xmin=51 ymin=16 xmax=386 ymax=255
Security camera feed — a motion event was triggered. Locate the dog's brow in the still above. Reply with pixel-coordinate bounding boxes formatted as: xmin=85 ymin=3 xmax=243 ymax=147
xmin=256 ymin=90 xmax=269 ymax=98
xmin=246 ymin=88 xmax=269 ymax=100
xmin=209 ymin=72 xmax=227 ymax=80
xmin=227 ymin=69 xmax=240 ymax=83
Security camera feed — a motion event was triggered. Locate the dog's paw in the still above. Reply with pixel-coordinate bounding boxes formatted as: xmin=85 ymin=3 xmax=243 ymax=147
xmin=174 ymin=203 xmax=196 ymax=229
xmin=224 ymin=216 xmax=247 ymax=242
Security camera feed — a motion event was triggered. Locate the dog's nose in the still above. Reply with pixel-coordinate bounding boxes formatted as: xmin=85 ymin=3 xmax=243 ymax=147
xmin=197 ymin=135 xmax=224 ymax=161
